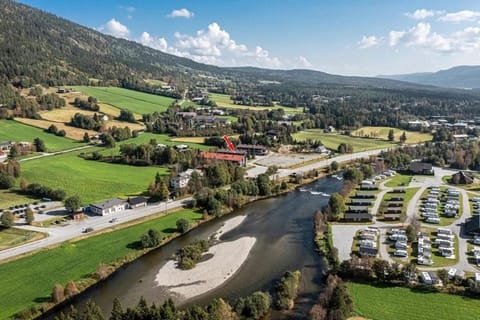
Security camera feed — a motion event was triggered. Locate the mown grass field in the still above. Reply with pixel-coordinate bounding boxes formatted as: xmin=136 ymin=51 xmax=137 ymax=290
xmin=0 ymin=120 xmax=82 ymax=151
xmin=0 ymin=190 xmax=35 ymax=209
xmin=348 ymin=282 xmax=480 ymax=320
xmin=0 ymin=208 xmax=202 ymax=319
xmin=384 ymin=173 xmax=412 ymax=188
xmin=72 ymin=86 xmax=176 ymax=114
xmin=352 ymin=126 xmax=432 ymax=144
xmin=292 ymin=129 xmax=395 ymax=152
xmin=0 ymin=227 xmax=44 ymax=251
xmin=98 ymin=132 xmax=211 ymax=157
xmin=209 ymin=93 xmax=303 ymax=114
xmin=20 ymin=149 xmax=169 ymax=204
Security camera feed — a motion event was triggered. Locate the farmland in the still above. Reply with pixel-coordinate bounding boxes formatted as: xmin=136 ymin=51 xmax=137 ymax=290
xmin=0 ymin=120 xmax=82 ymax=151
xmin=292 ymin=129 xmax=394 ymax=152
xmin=0 ymin=190 xmax=35 ymax=209
xmin=20 ymin=149 xmax=169 ymax=204
xmin=209 ymin=93 xmax=303 ymax=114
xmin=0 ymin=227 xmax=45 ymax=251
xmin=352 ymin=126 xmax=433 ymax=144
xmin=0 ymin=208 xmax=202 ymax=319
xmin=348 ymin=282 xmax=480 ymax=320
xmin=72 ymin=86 xmax=176 ymax=114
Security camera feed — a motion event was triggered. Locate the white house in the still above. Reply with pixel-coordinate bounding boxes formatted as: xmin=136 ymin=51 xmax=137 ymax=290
xmin=170 ymin=169 xmax=202 ymax=189
xmin=90 ymin=199 xmax=128 ymax=216
xmin=0 ymin=151 xmax=7 ymax=163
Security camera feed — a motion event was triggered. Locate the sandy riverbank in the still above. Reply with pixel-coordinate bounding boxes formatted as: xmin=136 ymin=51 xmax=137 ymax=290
xmin=154 ymin=215 xmax=256 ymax=300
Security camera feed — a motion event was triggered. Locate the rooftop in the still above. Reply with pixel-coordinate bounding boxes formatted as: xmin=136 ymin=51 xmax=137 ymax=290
xmin=91 ymin=198 xmax=127 ymax=210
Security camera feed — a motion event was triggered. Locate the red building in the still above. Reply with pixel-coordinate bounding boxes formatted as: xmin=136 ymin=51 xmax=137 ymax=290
xmin=200 ymin=151 xmax=247 ymax=167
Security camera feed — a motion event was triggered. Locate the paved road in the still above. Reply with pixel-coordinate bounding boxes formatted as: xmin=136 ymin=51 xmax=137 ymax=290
xmin=19 ymin=145 xmax=94 ymax=162
xmin=0 ymin=198 xmax=191 ymax=261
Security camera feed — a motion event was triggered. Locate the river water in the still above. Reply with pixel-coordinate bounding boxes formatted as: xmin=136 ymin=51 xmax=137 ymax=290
xmin=51 ymin=177 xmax=342 ymax=319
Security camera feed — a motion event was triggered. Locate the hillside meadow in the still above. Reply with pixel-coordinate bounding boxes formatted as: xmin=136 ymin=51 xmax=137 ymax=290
xmin=292 ymin=129 xmax=394 ymax=152
xmin=0 ymin=208 xmax=202 ymax=319
xmin=209 ymin=93 xmax=303 ymax=114
xmin=352 ymin=126 xmax=433 ymax=144
xmin=348 ymin=282 xmax=480 ymax=320
xmin=0 ymin=119 xmax=82 ymax=151
xmin=72 ymin=86 xmax=176 ymax=114
xmin=20 ymin=149 xmax=168 ymax=204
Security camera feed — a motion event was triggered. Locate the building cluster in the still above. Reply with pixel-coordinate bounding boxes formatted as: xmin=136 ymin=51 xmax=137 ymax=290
xmin=434 ymin=227 xmax=456 ymax=259
xmin=88 ymin=197 xmax=147 ymax=216
xmin=175 ymin=111 xmax=231 ymax=128
xmin=417 ymin=232 xmax=433 ymax=265
xmin=382 ymin=189 xmax=404 ymax=221
xmin=358 ymin=227 xmax=379 ymax=257
xmin=389 ymin=228 xmax=408 ymax=258
xmin=0 ymin=140 xmax=32 ymax=162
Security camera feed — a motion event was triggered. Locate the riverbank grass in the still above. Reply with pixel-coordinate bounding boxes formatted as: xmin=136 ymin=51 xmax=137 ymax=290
xmin=0 ymin=208 xmax=202 ymax=320
xmin=348 ymin=282 xmax=480 ymax=320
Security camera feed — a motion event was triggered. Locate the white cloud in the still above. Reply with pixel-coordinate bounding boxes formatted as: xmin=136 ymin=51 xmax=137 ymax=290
xmin=99 ymin=18 xmax=130 ymax=38
xmin=137 ymin=22 xmax=283 ymax=68
xmin=125 ymin=6 xmax=135 ymax=13
xmin=168 ymin=8 xmax=194 ymax=19
xmin=358 ymin=35 xmax=379 ymax=48
xmin=405 ymin=9 xmax=444 ymax=20
xmin=297 ymin=56 xmax=312 ymax=67
xmin=386 ymin=22 xmax=480 ymax=54
xmin=439 ymin=10 xmax=480 ymax=22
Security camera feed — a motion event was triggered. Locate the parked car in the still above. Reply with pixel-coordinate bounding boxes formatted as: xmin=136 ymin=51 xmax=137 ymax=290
xmin=83 ymin=227 xmax=94 ymax=233
xmin=394 ymin=249 xmax=408 ymax=257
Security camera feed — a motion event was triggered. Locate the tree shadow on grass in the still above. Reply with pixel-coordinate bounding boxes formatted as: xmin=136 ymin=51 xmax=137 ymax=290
xmin=33 ymin=296 xmax=51 ymax=303
xmin=162 ymin=227 xmax=177 ymax=234
xmin=127 ymin=240 xmax=143 ymax=250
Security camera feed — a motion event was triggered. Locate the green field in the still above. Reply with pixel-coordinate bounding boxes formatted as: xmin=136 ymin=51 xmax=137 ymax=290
xmin=21 ymin=149 xmax=169 ymax=204
xmin=209 ymin=93 xmax=303 ymax=114
xmin=72 ymin=86 xmax=176 ymax=115
xmin=98 ymin=132 xmax=211 ymax=157
xmin=292 ymin=129 xmax=394 ymax=152
xmin=0 ymin=227 xmax=44 ymax=251
xmin=0 ymin=190 xmax=36 ymax=209
xmin=0 ymin=120 xmax=82 ymax=152
xmin=348 ymin=282 xmax=480 ymax=320
xmin=0 ymin=208 xmax=202 ymax=319
xmin=352 ymin=126 xmax=433 ymax=144
xmin=384 ymin=173 xmax=412 ymax=188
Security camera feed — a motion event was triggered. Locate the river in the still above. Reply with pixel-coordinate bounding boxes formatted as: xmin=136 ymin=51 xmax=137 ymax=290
xmin=49 ymin=177 xmax=343 ymax=319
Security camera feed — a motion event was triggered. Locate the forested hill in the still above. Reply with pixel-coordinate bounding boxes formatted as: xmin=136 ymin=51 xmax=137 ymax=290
xmin=0 ymin=0 xmax=223 ymax=86
xmin=0 ymin=0 xmax=472 ymax=95
xmin=379 ymin=66 xmax=480 ymax=89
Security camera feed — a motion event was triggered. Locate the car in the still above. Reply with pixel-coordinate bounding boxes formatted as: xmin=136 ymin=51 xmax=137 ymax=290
xmin=83 ymin=227 xmax=94 ymax=233
xmin=394 ymin=249 xmax=408 ymax=257
xmin=109 ymin=217 xmax=118 ymax=223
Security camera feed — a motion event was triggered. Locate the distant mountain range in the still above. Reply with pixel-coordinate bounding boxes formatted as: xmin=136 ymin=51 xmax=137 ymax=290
xmin=379 ymin=66 xmax=480 ymax=89
xmin=0 ymin=0 xmax=474 ymax=95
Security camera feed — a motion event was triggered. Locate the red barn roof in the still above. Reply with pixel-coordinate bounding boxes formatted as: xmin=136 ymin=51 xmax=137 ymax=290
xmin=201 ymin=151 xmax=245 ymax=163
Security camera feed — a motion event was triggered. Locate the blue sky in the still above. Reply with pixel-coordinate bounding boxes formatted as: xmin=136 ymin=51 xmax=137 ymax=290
xmin=19 ymin=0 xmax=480 ymax=76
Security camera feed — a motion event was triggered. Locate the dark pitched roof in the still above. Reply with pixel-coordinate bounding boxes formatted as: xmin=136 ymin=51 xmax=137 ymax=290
xmin=237 ymin=144 xmax=267 ymax=150
xmin=464 ymin=215 xmax=480 ymax=235
xmin=359 ymin=246 xmax=378 ymax=256
xmin=128 ymin=196 xmax=148 ymax=206
xmin=410 ymin=162 xmax=432 ymax=172
xmin=91 ymin=199 xmax=126 ymax=210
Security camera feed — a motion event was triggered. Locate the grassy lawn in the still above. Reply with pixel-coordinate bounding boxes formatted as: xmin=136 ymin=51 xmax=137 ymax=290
xmin=72 ymin=86 xmax=176 ymax=114
xmin=348 ymin=282 xmax=480 ymax=320
xmin=20 ymin=149 xmax=169 ymax=204
xmin=352 ymin=126 xmax=433 ymax=144
xmin=379 ymin=187 xmax=419 ymax=222
xmin=0 ymin=190 xmax=36 ymax=210
xmin=210 ymin=93 xmax=303 ymax=114
xmin=292 ymin=129 xmax=394 ymax=152
xmin=0 ymin=208 xmax=202 ymax=319
xmin=98 ymin=133 xmax=211 ymax=157
xmin=0 ymin=227 xmax=45 ymax=251
xmin=0 ymin=120 xmax=82 ymax=151
xmin=384 ymin=173 xmax=412 ymax=188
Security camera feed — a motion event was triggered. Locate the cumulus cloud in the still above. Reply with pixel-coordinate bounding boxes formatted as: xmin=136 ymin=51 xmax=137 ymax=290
xmin=168 ymin=8 xmax=194 ymax=19
xmin=137 ymin=22 xmax=283 ymax=68
xmin=99 ymin=18 xmax=130 ymax=38
xmin=405 ymin=9 xmax=441 ymax=20
xmin=439 ymin=10 xmax=480 ymax=22
xmin=358 ymin=35 xmax=379 ymax=48
xmin=386 ymin=22 xmax=480 ymax=54
xmin=297 ymin=56 xmax=312 ymax=67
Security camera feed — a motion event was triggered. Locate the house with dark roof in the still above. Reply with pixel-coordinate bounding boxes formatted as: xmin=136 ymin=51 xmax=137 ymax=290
xmin=201 ymin=151 xmax=247 ymax=167
xmin=410 ymin=161 xmax=433 ymax=175
xmin=464 ymin=215 xmax=480 ymax=235
xmin=90 ymin=199 xmax=128 ymax=216
xmin=451 ymin=171 xmax=474 ymax=185
xmin=359 ymin=246 xmax=378 ymax=257
xmin=128 ymin=196 xmax=148 ymax=208
xmin=237 ymin=144 xmax=268 ymax=156
xmin=344 ymin=212 xmax=372 ymax=222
